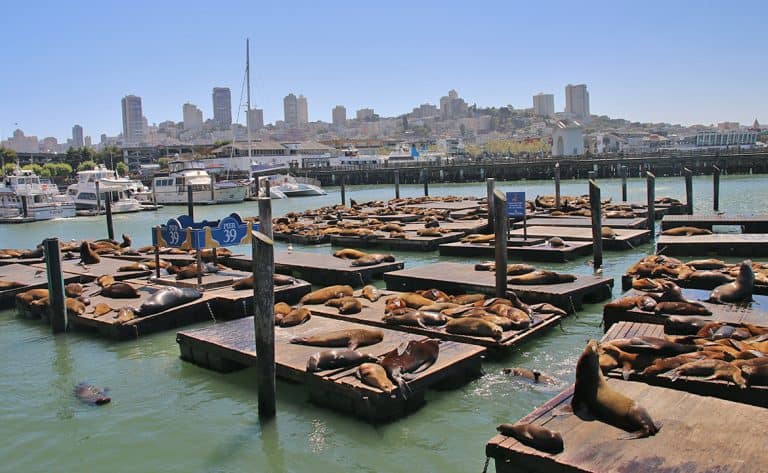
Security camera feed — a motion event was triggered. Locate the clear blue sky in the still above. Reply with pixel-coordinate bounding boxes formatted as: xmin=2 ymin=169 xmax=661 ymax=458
xmin=1 ymin=1 xmax=766 ymax=141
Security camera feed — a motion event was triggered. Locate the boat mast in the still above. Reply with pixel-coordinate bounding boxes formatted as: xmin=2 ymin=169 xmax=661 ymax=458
xmin=246 ymin=38 xmax=252 ymax=160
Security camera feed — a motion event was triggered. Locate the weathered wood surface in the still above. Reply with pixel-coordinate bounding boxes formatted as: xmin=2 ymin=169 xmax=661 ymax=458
xmin=303 ymin=289 xmax=566 ymax=350
xmin=343 ymin=213 xmax=420 ymax=222
xmin=508 ymin=226 xmax=651 ymax=250
xmin=600 ymin=321 xmax=768 ymax=407
xmin=439 ymin=240 xmax=592 ymax=262
xmin=207 ymin=279 xmax=312 ymax=315
xmin=513 ymin=217 xmax=647 ymax=229
xmin=401 ymin=219 xmax=488 ymax=234
xmin=0 ymin=257 xmax=44 ymax=267
xmin=330 ymin=231 xmax=464 ymax=251
xmin=152 ymin=268 xmax=253 ymax=290
xmin=32 ymin=257 xmax=153 ymax=281
xmin=621 ymin=272 xmax=768 ymax=295
xmin=661 ymin=214 xmax=768 ymax=232
xmin=403 ymin=200 xmax=483 ymax=211
xmin=226 ymin=251 xmax=404 ymax=286
xmin=485 ymin=379 xmax=768 ymax=473
xmin=177 ymin=315 xmax=485 ymax=421
xmin=0 ymin=263 xmax=80 ymax=309
xmin=384 ymin=262 xmax=614 ymax=311
xmin=602 ymin=288 xmax=768 ymax=331
xmin=657 ymin=233 xmax=768 ymax=256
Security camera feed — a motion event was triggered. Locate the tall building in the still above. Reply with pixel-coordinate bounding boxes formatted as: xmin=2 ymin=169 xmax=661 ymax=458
xmin=72 ymin=124 xmax=84 ymax=147
xmin=297 ymin=95 xmax=308 ymax=125
xmin=532 ymin=93 xmax=555 ymax=117
xmin=332 ymin=105 xmax=346 ymax=126
xmin=564 ymin=84 xmax=590 ymax=120
xmin=183 ymin=103 xmax=203 ymax=130
xmin=212 ymin=87 xmax=232 ymax=128
xmin=248 ymin=108 xmax=264 ymax=132
xmin=284 ymin=93 xmax=299 ymax=127
xmin=121 ymin=95 xmax=144 ymax=144
xmin=356 ymin=108 xmax=375 ymax=121
xmin=439 ymin=89 xmax=469 ymax=120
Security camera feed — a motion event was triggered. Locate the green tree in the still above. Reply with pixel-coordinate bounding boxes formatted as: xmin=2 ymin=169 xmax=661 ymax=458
xmin=115 ymin=162 xmax=129 ymax=176
xmin=43 ymin=162 xmax=73 ymax=177
xmin=0 ymin=147 xmax=17 ymax=174
xmin=22 ymin=163 xmax=49 ymax=177
xmin=77 ymin=160 xmax=96 ymax=171
xmin=158 ymin=157 xmax=170 ymax=170
xmin=3 ymin=162 xmax=18 ymax=175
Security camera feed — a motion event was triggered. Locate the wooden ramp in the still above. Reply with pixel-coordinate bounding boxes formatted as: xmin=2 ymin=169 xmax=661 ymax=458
xmin=513 ymin=217 xmax=647 ymax=229
xmin=657 ymin=233 xmax=768 ymax=256
xmin=661 ymin=214 xmax=768 ymax=232
xmin=439 ymin=240 xmax=592 ymax=262
xmin=176 ymin=316 xmax=485 ymax=422
xmin=602 ymin=288 xmax=768 ymax=331
xmin=384 ymin=262 xmax=613 ymax=312
xmin=330 ymin=231 xmax=464 ymax=251
xmin=303 ymin=289 xmax=566 ymax=352
xmin=32 ymin=257 xmax=153 ymax=281
xmin=509 ymin=226 xmax=651 ymax=250
xmin=226 ymin=251 xmax=404 ymax=286
xmin=485 ymin=379 xmax=768 ymax=473
xmin=601 ymin=321 xmax=768 ymax=407
xmin=0 ymin=263 xmax=81 ymax=309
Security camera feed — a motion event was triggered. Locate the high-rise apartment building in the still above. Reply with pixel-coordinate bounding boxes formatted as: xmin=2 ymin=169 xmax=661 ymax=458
xmin=248 ymin=108 xmax=264 ymax=132
xmin=356 ymin=108 xmax=375 ymax=121
xmin=72 ymin=124 xmax=84 ymax=147
xmin=121 ymin=95 xmax=144 ymax=144
xmin=439 ymin=90 xmax=469 ymax=120
xmin=284 ymin=93 xmax=298 ymax=127
xmin=332 ymin=105 xmax=346 ymax=126
xmin=564 ymin=84 xmax=590 ymax=120
xmin=297 ymin=95 xmax=308 ymax=125
xmin=212 ymin=87 xmax=232 ymax=128
xmin=183 ymin=103 xmax=203 ymax=130
xmin=532 ymin=93 xmax=555 ymax=117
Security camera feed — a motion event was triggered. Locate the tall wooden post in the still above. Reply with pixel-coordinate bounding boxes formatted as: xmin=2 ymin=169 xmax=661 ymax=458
xmin=210 ymin=175 xmax=216 ymax=202
xmin=95 ymin=181 xmax=102 ymax=215
xmin=44 ymin=238 xmax=67 ymax=333
xmin=259 ymin=197 xmax=273 ymax=239
xmin=589 ymin=180 xmax=603 ymax=271
xmin=187 ymin=185 xmax=194 ymax=219
xmin=713 ymin=165 xmax=721 ymax=211
xmin=492 ymin=190 xmax=508 ymax=298
xmin=253 ymin=199 xmax=276 ymax=418
xmin=423 ymin=173 xmax=429 ymax=196
xmin=263 ymin=179 xmax=271 ymax=200
xmin=21 ymin=195 xmax=29 ymax=218
xmin=486 ymin=178 xmax=495 ymax=230
xmin=647 ymin=172 xmax=656 ymax=236
xmin=588 ymin=170 xmax=596 ymax=180
xmin=153 ymin=226 xmax=161 ymax=279
xmin=683 ymin=167 xmax=693 ymax=215
xmin=394 ymin=170 xmax=400 ymax=199
xmin=554 ymin=162 xmax=561 ymax=210
xmin=620 ymin=165 xmax=628 ymax=202
xmin=104 ymin=192 xmax=115 ymax=241
xmin=340 ymin=175 xmax=346 ymax=206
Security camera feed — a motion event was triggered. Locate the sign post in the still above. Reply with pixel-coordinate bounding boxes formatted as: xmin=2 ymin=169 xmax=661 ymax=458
xmin=506 ymin=191 xmax=526 ymax=240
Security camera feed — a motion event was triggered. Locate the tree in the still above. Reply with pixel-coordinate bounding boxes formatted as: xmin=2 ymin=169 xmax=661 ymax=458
xmin=43 ymin=162 xmax=73 ymax=177
xmin=77 ymin=160 xmax=96 ymax=171
xmin=3 ymin=162 xmax=18 ymax=176
xmin=115 ymin=162 xmax=129 ymax=176
xmin=158 ymin=157 xmax=170 ymax=170
xmin=22 ymin=163 xmax=49 ymax=177
xmin=0 ymin=147 xmax=17 ymax=174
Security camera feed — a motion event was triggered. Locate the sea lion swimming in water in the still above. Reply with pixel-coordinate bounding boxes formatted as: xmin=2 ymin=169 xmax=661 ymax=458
xmin=357 ymin=362 xmax=397 ymax=395
xmin=496 ymin=423 xmax=564 ymax=454
xmin=502 ymin=367 xmax=556 ymax=384
xmin=306 ymin=349 xmax=377 ymax=373
xmin=290 ymin=328 xmax=384 ymax=350
xmin=572 ymin=340 xmax=661 ymax=439
xmin=708 ymin=260 xmax=754 ymax=304
xmin=74 ymin=382 xmax=110 ymax=405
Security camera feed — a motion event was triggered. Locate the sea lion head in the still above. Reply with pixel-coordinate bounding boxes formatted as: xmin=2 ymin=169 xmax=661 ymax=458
xmin=739 ymin=260 xmax=755 ymax=287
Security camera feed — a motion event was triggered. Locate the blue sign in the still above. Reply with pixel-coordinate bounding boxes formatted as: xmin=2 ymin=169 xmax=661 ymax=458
xmin=152 ymin=213 xmax=256 ymax=249
xmin=506 ymin=192 xmax=526 ymax=217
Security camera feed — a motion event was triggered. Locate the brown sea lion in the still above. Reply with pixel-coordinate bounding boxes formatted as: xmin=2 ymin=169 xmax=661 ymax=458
xmin=528 ymin=303 xmax=568 ymax=317
xmin=64 ymin=283 xmax=84 ymax=298
xmin=290 ymin=328 xmax=383 ymax=350
xmin=506 ymin=264 xmax=537 ymax=276
xmin=114 ymin=307 xmax=135 ymax=323
xmin=74 ymin=382 xmax=110 ymax=405
xmin=380 ymin=338 xmax=440 ymax=393
xmin=419 ymin=302 xmax=460 ymax=312
xmin=743 ymin=364 xmax=768 ymax=386
xmin=546 ymin=237 xmax=565 ymax=248
xmin=325 ymin=296 xmax=363 ymax=314
xmin=65 ymin=297 xmax=87 ymax=315
xmin=687 ymin=258 xmax=726 ymax=270
xmin=601 ymin=227 xmax=617 ymax=239
xmin=80 ymin=241 xmax=100 ymax=265
xmin=273 ymin=274 xmax=296 ymax=286
xmin=631 ymin=278 xmax=663 ymax=292
xmin=508 ymin=270 xmax=576 ymax=285
xmin=306 ymin=349 xmax=377 ymax=373
xmin=398 ymin=292 xmax=435 ymax=309
xmin=670 ymin=359 xmax=747 ymax=388
xmin=416 ymin=288 xmax=451 ymax=302
xmin=120 ymin=233 xmax=132 ymax=248
xmin=640 ymin=353 xmax=707 ymax=376
xmin=100 ymin=282 xmax=140 ymax=299
xmin=232 ymin=276 xmax=253 ymax=290
xmin=572 ymin=340 xmax=661 ymax=439
xmin=686 ymin=270 xmax=734 ymax=286
xmin=274 ymin=302 xmax=292 ymax=316
xmin=96 ymin=275 xmax=115 ymax=288
xmin=474 ymin=261 xmax=496 ymax=271
xmin=610 ymin=336 xmax=698 ymax=357
xmin=708 ymin=260 xmax=754 ymax=304
xmin=16 ymin=288 xmax=49 ymax=308
xmin=496 ymin=423 xmax=564 ymax=454
xmin=357 ymin=362 xmax=397 ymax=394
xmin=451 ymin=293 xmax=485 ymax=305
xmin=276 ymin=308 xmax=311 ymax=327
xmin=118 ymin=262 xmax=149 ymax=272
xmin=351 ymin=254 xmax=393 ymax=267
xmin=446 ymin=317 xmax=503 ymax=340
xmin=91 ymin=302 xmax=113 ymax=317
xmin=300 ymin=285 xmax=354 ymax=305
xmin=654 ymin=301 xmax=712 ymax=316
xmin=461 ymin=234 xmax=494 ymax=244
xmin=501 ymin=367 xmax=556 ymax=384
xmin=661 ymin=226 xmax=712 ymax=236
xmin=361 ymin=285 xmax=381 ymax=302
xmin=664 ymin=316 xmax=713 ymax=335
xmin=0 ymin=280 xmax=25 ymax=290
xmin=383 ymin=310 xmax=447 ymax=328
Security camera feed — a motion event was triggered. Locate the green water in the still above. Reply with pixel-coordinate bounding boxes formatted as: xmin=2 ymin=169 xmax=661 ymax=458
xmin=0 ymin=174 xmax=760 ymax=472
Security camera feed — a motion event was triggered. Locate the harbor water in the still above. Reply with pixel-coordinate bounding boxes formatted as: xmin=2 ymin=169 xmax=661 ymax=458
xmin=0 ymin=174 xmax=758 ymax=472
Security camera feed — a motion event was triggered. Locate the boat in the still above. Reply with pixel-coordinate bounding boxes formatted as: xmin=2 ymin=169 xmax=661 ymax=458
xmin=66 ymin=165 xmax=143 ymax=213
xmin=0 ymin=169 xmax=76 ymax=221
xmin=151 ymin=160 xmax=247 ymax=205
xmin=271 ymin=174 xmax=326 ymax=197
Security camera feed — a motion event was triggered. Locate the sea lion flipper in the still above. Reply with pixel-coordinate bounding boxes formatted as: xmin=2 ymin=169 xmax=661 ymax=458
xmin=622 ymin=367 xmax=633 ymax=381
xmin=619 ymin=430 xmax=651 ymax=440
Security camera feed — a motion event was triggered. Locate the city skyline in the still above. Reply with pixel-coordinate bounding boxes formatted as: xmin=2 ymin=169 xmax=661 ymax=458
xmin=2 ymin=1 xmax=767 ymax=141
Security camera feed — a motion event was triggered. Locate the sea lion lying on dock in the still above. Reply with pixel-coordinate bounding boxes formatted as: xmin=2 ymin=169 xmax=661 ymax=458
xmin=357 ymin=362 xmax=397 ymax=394
xmin=64 ymin=283 xmax=84 ymax=297
xmin=670 ymin=359 xmax=747 ymax=388
xmin=118 ymin=262 xmax=150 ymax=272
xmin=461 ymin=234 xmax=494 ymax=244
xmin=132 ymin=287 xmax=202 ymax=317
xmin=446 ymin=317 xmax=503 ymax=340
xmin=661 ymin=226 xmax=712 ymax=236
xmin=496 ymin=423 xmax=564 ymax=454
xmin=361 ymin=285 xmax=381 ymax=302
xmin=290 ymin=328 xmax=383 ymax=350
xmin=601 ymin=227 xmax=617 ymax=239
xmin=0 ymin=280 xmax=25 ymax=290
xmin=231 ymin=274 xmax=297 ymax=290
xmin=325 ymin=296 xmax=363 ymax=314
xmin=508 ymin=270 xmax=576 ymax=285
xmin=384 ymin=309 xmax=447 ymax=328
xmin=351 ymin=253 xmax=395 ymax=267
xmin=300 ymin=285 xmax=354 ymax=305
xmin=276 ymin=307 xmax=311 ymax=327
xmin=380 ymin=339 xmax=440 ymax=394
xmin=100 ymin=282 xmax=141 ymax=299
xmin=306 ymin=349 xmax=377 ymax=372
xmin=333 ymin=248 xmax=368 ymax=260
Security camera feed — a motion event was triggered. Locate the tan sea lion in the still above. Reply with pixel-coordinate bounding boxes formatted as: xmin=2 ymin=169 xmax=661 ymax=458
xmin=640 ymin=353 xmax=707 ymax=376
xmin=91 ymin=303 xmax=113 ymax=317
xmin=16 ymin=288 xmax=49 ymax=308
xmin=708 ymin=260 xmax=754 ymax=304
xmin=496 ymin=423 xmax=564 ymax=454
xmin=290 ymin=328 xmax=383 ymax=350
xmin=398 ymin=292 xmax=435 ymax=309
xmin=528 ymin=303 xmax=568 ymax=317
xmin=451 ymin=293 xmax=485 ymax=305
xmin=273 ymin=274 xmax=296 ymax=286
xmin=383 ymin=310 xmax=447 ymax=328
xmin=670 ymin=359 xmax=747 ymax=388
xmin=0 ymin=280 xmax=25 ymax=290
xmin=654 ymin=301 xmax=712 ymax=316
xmin=333 ymin=248 xmax=369 ymax=260
xmin=508 ymin=270 xmax=576 ymax=285
xmin=506 ymin=264 xmax=537 ymax=276
xmin=601 ymin=227 xmax=617 ymax=239
xmin=274 ymin=302 xmax=292 ymax=316
xmin=419 ymin=302 xmax=460 ymax=312
xmin=101 ymin=282 xmax=140 ymax=299
xmin=461 ymin=234 xmax=494 ymax=244
xmin=64 ymin=283 xmax=84 ymax=298
xmin=114 ymin=307 xmax=135 ymax=323
xmin=118 ymin=262 xmax=149 ymax=272
xmin=416 ymin=288 xmax=451 ymax=302
xmin=446 ymin=317 xmax=503 ymax=340
xmin=325 ymin=296 xmax=363 ymax=314
xmin=65 ymin=297 xmax=87 ymax=315
xmin=276 ymin=307 xmax=311 ymax=327
xmin=357 ymin=362 xmax=396 ymax=394
xmin=687 ymin=258 xmax=726 ymax=270
xmin=361 ymin=285 xmax=381 ymax=302
xmin=80 ymin=241 xmax=100 ymax=265
xmin=351 ymin=254 xmax=393 ymax=267
xmin=306 ymin=349 xmax=377 ymax=372
xmin=572 ymin=340 xmax=661 ymax=439
xmin=501 ymin=367 xmax=556 ymax=384
xmin=546 ymin=237 xmax=565 ymax=248
xmin=661 ymin=226 xmax=712 ymax=236
xmin=631 ymin=278 xmax=663 ymax=292
xmin=96 ymin=275 xmax=115 ymax=288
xmin=380 ymin=339 xmax=440 ymax=393
xmin=300 ymin=285 xmax=354 ymax=305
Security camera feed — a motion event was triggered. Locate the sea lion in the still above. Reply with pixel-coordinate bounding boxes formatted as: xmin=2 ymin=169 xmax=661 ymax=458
xmin=601 ymin=227 xmax=617 ymax=239
xmin=508 ymin=270 xmax=576 ymax=285
xmin=446 ymin=317 xmax=503 ymax=340
xmin=572 ymin=340 xmax=661 ymax=439
xmin=546 ymin=237 xmax=565 ymax=248
xmin=654 ymin=301 xmax=712 ymax=316
xmin=661 ymin=226 xmax=712 ymax=236
xmin=708 ymin=260 xmax=754 ymax=304
xmin=461 ymin=234 xmax=494 ymax=244
xmin=306 ymin=349 xmax=377 ymax=372
xmin=686 ymin=270 xmax=734 ymax=286
xmin=232 ymin=276 xmax=253 ymax=290
xmin=419 ymin=302 xmax=460 ymax=312
xmin=325 ymin=296 xmax=363 ymax=314
xmin=79 ymin=241 xmax=101 ymax=265
xmin=380 ymin=339 xmax=440 ymax=393
xmin=609 ymin=336 xmax=698 ymax=357
xmin=664 ymin=316 xmax=713 ymax=335
xmin=687 ymin=258 xmax=726 ymax=270
xmin=64 ymin=283 xmax=84 ymax=298
xmin=96 ymin=275 xmax=115 ymax=288
xmin=670 ymin=359 xmax=747 ymax=388
xmin=91 ymin=303 xmax=113 ymax=317
xmin=300 ymin=285 xmax=354 ymax=305
xmin=631 ymin=278 xmax=663 ymax=292
xmin=0 ymin=280 xmax=25 ymax=290
xmin=273 ymin=274 xmax=296 ymax=286
xmin=416 ymin=227 xmax=442 ymax=237
xmin=416 ymin=288 xmax=451 ymax=302
xmin=16 ymin=288 xmax=49 ymax=308
xmin=351 ymin=254 xmax=394 ymax=267
xmin=65 ymin=297 xmax=87 ymax=315
xmin=398 ymin=292 xmax=435 ymax=309
xmin=120 ymin=234 xmax=132 ymax=248
xmin=74 ymin=382 xmax=111 ymax=405
xmin=133 ymin=287 xmax=202 ymax=317
xmin=274 ymin=302 xmax=292 ymax=316
xmin=743 ymin=364 xmax=768 ymax=386
xmin=113 ymin=307 xmax=135 ymax=323
xmin=474 ymin=261 xmax=495 ymax=271
xmin=528 ymin=303 xmax=568 ymax=317
xmin=276 ymin=308 xmax=311 ymax=327
xmin=496 ymin=423 xmax=564 ymax=454
xmin=451 ymin=293 xmax=485 ymax=305
xmin=290 ymin=328 xmax=383 ymax=350
xmin=502 ymin=367 xmax=556 ymax=384
xmin=100 ymin=282 xmax=140 ymax=299
xmin=640 ymin=353 xmax=707 ymax=376
xmin=357 ymin=362 xmax=397 ymax=394
xmin=333 ymin=249 xmax=370 ymax=260
xmin=118 ymin=262 xmax=150 ymax=272
xmin=384 ymin=310 xmax=447 ymax=328
xmin=506 ymin=264 xmax=537 ymax=276
xmin=361 ymin=285 xmax=381 ymax=302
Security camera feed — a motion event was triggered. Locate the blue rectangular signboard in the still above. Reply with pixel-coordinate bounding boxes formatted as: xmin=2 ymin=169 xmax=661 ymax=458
xmin=506 ymin=192 xmax=526 ymax=217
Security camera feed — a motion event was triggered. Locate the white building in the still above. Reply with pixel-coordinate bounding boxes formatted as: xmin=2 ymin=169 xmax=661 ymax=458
xmin=696 ymin=130 xmax=757 ymax=147
xmin=183 ymin=103 xmax=203 ymax=130
xmin=564 ymin=84 xmax=590 ymax=121
xmin=551 ymin=120 xmax=584 ymax=157
xmin=532 ymin=93 xmax=555 ymax=117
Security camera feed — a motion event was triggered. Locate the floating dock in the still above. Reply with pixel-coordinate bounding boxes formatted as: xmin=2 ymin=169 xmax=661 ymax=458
xmin=485 ymin=379 xmax=768 ymax=473
xmin=330 ymin=231 xmax=464 ymax=251
xmin=401 ymin=219 xmax=488 ymax=234
xmin=384 ymin=262 xmax=613 ymax=311
xmin=601 ymin=321 xmax=767 ymax=407
xmin=0 ymin=256 xmax=44 ymax=267
xmin=177 ymin=316 xmax=485 ymax=421
xmin=656 ymin=233 xmax=768 ymax=256
xmin=508 ymin=226 xmax=651 ymax=250
xmin=661 ymin=214 xmax=768 ymax=233
xmin=513 ymin=217 xmax=647 ymax=229
xmin=621 ymin=271 xmax=768 ymax=295
xmin=226 ymin=251 xmax=404 ymax=286
xmin=439 ymin=240 xmax=592 ymax=262
xmin=0 ymin=263 xmax=80 ymax=309
xmin=31 ymin=257 xmax=153 ymax=282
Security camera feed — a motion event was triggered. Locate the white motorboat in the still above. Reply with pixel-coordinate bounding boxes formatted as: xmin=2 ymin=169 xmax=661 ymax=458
xmin=272 ymin=174 xmax=326 ymax=197
xmin=66 ymin=165 xmax=142 ymax=213
xmin=0 ymin=169 xmax=76 ymax=221
xmin=152 ymin=160 xmax=247 ymax=205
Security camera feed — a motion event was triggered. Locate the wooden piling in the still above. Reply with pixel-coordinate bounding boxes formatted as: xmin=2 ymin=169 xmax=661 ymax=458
xmin=187 ymin=185 xmax=194 ymax=219
xmin=486 ymin=178 xmax=495 ymax=230
xmin=43 ymin=238 xmax=67 ymax=333
xmin=104 ymin=192 xmax=115 ymax=241
xmin=263 ymin=178 xmax=271 ymax=200
xmin=340 ymin=175 xmax=346 ymax=206
xmin=210 ymin=175 xmax=215 ymax=202
xmin=394 ymin=170 xmax=400 ymax=199
xmin=684 ymin=167 xmax=693 ymax=214
xmin=423 ymin=173 xmax=429 ymax=196
xmin=154 ymin=226 xmax=161 ymax=279
xmin=554 ymin=162 xmax=561 ymax=210
xmin=95 ymin=181 xmax=102 ymax=215
xmin=647 ymin=172 xmax=656 ymax=237
xmin=252 ymin=229 xmax=276 ymax=418
xmin=492 ymin=190 xmax=508 ymax=298
xmin=588 ymin=170 xmax=596 ymax=180
xmin=620 ymin=165 xmax=628 ymax=202
xmin=589 ymin=180 xmax=603 ymax=271
xmin=258 ymin=197 xmax=273 ymax=239
xmin=713 ymin=165 xmax=721 ymax=211
xmin=21 ymin=196 xmax=29 ymax=218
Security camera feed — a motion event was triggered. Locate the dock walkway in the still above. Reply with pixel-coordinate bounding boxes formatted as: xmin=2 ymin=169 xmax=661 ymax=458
xmin=0 ymin=263 xmax=80 ymax=309
xmin=661 ymin=214 xmax=768 ymax=232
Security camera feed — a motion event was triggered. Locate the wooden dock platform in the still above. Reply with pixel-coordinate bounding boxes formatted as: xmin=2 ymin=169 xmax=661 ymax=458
xmin=439 ymin=240 xmax=592 ymax=262
xmin=661 ymin=214 xmax=768 ymax=233
xmin=601 ymin=321 xmax=768 ymax=407
xmin=330 ymin=231 xmax=464 ymax=251
xmin=205 ymin=280 xmax=312 ymax=316
xmin=344 ymin=213 xmax=421 ymax=222
xmin=177 ymin=316 xmax=485 ymax=421
xmin=509 ymin=226 xmax=651 ymax=250
xmin=513 ymin=217 xmax=647 ymax=229
xmin=226 ymin=251 xmax=404 ymax=286
xmin=384 ymin=262 xmax=613 ymax=311
xmin=602 ymin=288 xmax=768 ymax=331
xmin=0 ymin=256 xmax=44 ymax=267
xmin=621 ymin=272 xmax=768 ymax=295
xmin=401 ymin=219 xmax=488 ymax=234
xmin=0 ymin=263 xmax=81 ymax=309
xmin=404 ymin=200 xmax=483 ymax=211
xmin=31 ymin=257 xmax=153 ymax=282
xmin=656 ymin=233 xmax=768 ymax=256
xmin=485 ymin=379 xmax=768 ymax=473
xmin=151 ymin=267 xmax=253 ymax=290
xmin=303 ymin=289 xmax=567 ymax=351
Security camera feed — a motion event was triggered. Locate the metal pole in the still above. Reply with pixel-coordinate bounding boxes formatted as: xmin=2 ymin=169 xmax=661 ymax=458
xmin=683 ymin=167 xmax=693 ymax=215
xmin=44 ymin=238 xmax=67 ymax=333
xmin=589 ymin=180 xmax=603 ymax=271
xmin=620 ymin=165 xmax=628 ymax=202
xmin=340 ymin=175 xmax=346 ymax=206
xmin=187 ymin=185 xmax=194 ymax=219
xmin=713 ymin=165 xmax=720 ymax=211
xmin=252 ymin=217 xmax=276 ymax=417
xmin=647 ymin=172 xmax=656 ymax=236
xmin=95 ymin=180 xmax=101 ymax=215
xmin=423 ymin=172 xmax=429 ymax=196
xmin=486 ymin=178 xmax=495 ymax=230
xmin=394 ymin=170 xmax=400 ymax=199
xmin=259 ymin=197 xmax=273 ymax=239
xmin=154 ymin=226 xmax=161 ymax=279
xmin=492 ymin=190 xmax=508 ymax=298
xmin=105 ymin=192 xmax=114 ymax=241
xmin=554 ymin=162 xmax=561 ymax=210
xmin=210 ymin=175 xmax=216 ymax=203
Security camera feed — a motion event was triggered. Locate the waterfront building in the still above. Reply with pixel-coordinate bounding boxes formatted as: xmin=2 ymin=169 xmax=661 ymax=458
xmin=72 ymin=124 xmax=84 ymax=147
xmin=332 ymin=105 xmax=346 ymax=126
xmin=551 ymin=120 xmax=584 ymax=156
xmin=564 ymin=84 xmax=590 ymax=121
xmin=121 ymin=95 xmax=144 ymax=144
xmin=183 ymin=103 xmax=203 ymax=130
xmin=696 ymin=130 xmax=757 ymax=147
xmin=532 ymin=93 xmax=555 ymax=117
xmin=284 ymin=93 xmax=299 ymax=127
xmin=298 ymin=95 xmax=308 ymax=125
xmin=212 ymin=88 xmax=232 ymax=128
xmin=356 ymin=108 xmax=375 ymax=121
xmin=248 ymin=108 xmax=264 ymax=132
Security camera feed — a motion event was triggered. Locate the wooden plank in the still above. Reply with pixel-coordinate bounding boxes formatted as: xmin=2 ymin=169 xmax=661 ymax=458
xmin=403 ymin=200 xmax=483 ymax=210
xmin=509 ymin=226 xmax=651 ymax=250
xmin=514 ymin=217 xmax=647 ymax=229
xmin=0 ymin=263 xmax=81 ymax=309
xmin=661 ymin=214 xmax=768 ymax=232
xmin=385 ymin=262 xmax=614 ymax=312
xmin=330 ymin=231 xmax=464 ymax=251
xmin=439 ymin=240 xmax=592 ymax=263
xmin=0 ymin=257 xmax=45 ymax=267
xmin=401 ymin=219 xmax=488 ymax=234
xmin=657 ymin=233 xmax=768 ymax=256
xmin=207 ymin=279 xmax=312 ymax=314
xmin=486 ymin=379 xmax=768 ymax=473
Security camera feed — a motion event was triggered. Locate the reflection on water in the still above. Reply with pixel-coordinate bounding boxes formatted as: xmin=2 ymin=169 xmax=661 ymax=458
xmin=0 ymin=174 xmax=764 ymax=472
